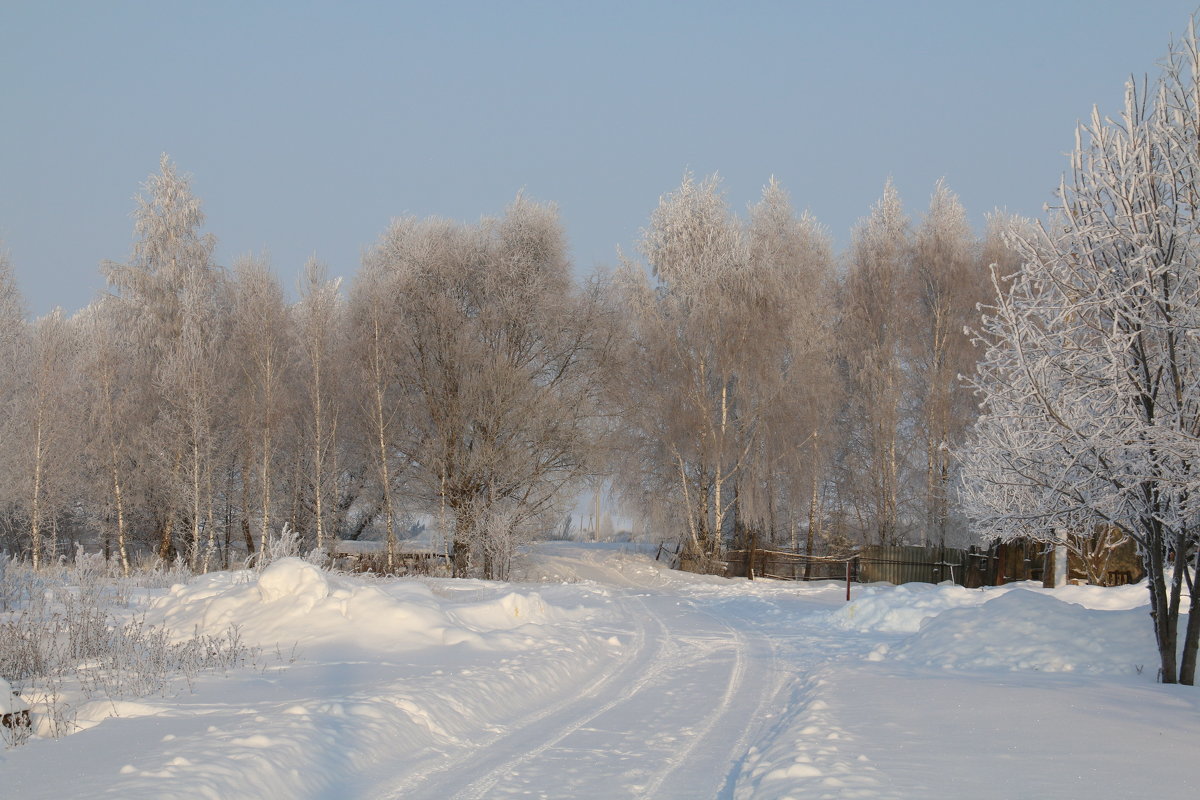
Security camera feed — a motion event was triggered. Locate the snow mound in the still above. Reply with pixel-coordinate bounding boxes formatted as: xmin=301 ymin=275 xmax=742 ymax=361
xmin=256 ymin=558 xmax=329 ymax=606
xmin=827 ymin=579 xmax=1154 ymax=636
xmin=892 ymin=589 xmax=1157 ymax=675
xmin=447 ymin=591 xmax=554 ymax=630
xmin=828 ymin=582 xmax=989 ymax=633
xmin=147 ymin=560 xmax=571 ymax=654
xmin=1035 ymin=580 xmax=1149 ymax=610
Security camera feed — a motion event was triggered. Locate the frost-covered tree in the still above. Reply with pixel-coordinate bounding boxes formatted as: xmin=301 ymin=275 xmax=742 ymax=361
xmin=0 ymin=249 xmax=26 ymax=538
xmin=159 ymin=266 xmax=229 ymax=571
xmin=346 ymin=250 xmax=408 ymax=571
xmin=78 ymin=297 xmax=145 ymax=575
xmin=906 ymin=180 xmax=991 ymax=548
xmin=104 ymin=154 xmax=226 ymax=566
xmin=616 ymin=174 xmax=750 ymax=569
xmin=737 ymin=179 xmax=838 ymax=563
xmin=961 ymin=24 xmax=1200 ymax=684
xmin=839 ymin=180 xmax=914 ymax=545
xmin=372 ymin=198 xmax=610 ymax=578
xmin=292 ymin=257 xmax=344 ymax=552
xmin=614 ymin=175 xmax=838 ymax=571
xmin=11 ymin=309 xmax=82 ymax=568
xmin=229 ymin=254 xmax=292 ymax=555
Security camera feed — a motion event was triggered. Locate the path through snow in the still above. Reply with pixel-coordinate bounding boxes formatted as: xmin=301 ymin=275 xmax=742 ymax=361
xmin=2 ymin=542 xmax=1195 ymax=799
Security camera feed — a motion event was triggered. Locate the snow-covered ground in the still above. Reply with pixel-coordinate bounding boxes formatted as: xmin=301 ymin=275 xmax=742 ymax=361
xmin=2 ymin=542 xmax=1196 ymax=799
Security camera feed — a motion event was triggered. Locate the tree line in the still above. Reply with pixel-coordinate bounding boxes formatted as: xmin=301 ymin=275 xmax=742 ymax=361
xmin=0 ymin=156 xmax=1012 ymax=578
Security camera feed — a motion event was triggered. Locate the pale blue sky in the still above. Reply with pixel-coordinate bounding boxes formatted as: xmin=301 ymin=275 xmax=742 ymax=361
xmin=2 ymin=1 xmax=1197 ymax=314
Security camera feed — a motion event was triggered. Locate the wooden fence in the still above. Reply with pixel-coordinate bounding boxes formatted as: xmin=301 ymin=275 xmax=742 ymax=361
xmin=725 ymin=544 xmax=981 ymax=587
xmin=856 ymin=545 xmax=969 ymax=585
xmin=724 ymin=539 xmax=1148 ymax=588
xmin=724 ymin=549 xmax=853 ymax=581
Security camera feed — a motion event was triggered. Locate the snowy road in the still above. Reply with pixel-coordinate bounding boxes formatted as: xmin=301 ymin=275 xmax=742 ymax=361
xmin=387 ymin=591 xmax=783 ymax=799
xmin=368 ymin=545 xmax=896 ymax=800
xmin=4 ymin=542 xmax=1197 ymax=799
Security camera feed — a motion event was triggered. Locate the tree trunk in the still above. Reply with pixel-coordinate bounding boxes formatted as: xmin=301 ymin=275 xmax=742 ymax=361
xmin=190 ymin=440 xmax=202 ymax=571
xmin=805 ymin=470 xmax=819 ymax=580
xmin=236 ymin=461 xmax=254 ymax=559
xmin=158 ymin=515 xmax=176 ymax=563
xmin=259 ymin=424 xmax=272 ymax=554
xmin=451 ymin=505 xmax=472 ymax=577
xmin=203 ymin=465 xmax=216 ymax=573
xmin=1145 ymin=534 xmax=1178 ymax=684
xmin=747 ymin=523 xmax=758 ymax=581
xmin=314 ymin=409 xmax=325 ymax=551
xmin=30 ymin=418 xmax=43 ymax=570
xmin=712 ymin=381 xmax=729 ymax=561
xmin=1179 ymin=543 xmax=1200 ymax=685
xmin=111 ymin=454 xmax=129 ymax=577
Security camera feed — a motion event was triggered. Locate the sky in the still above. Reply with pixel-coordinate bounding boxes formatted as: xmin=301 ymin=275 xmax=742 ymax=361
xmin=2 ymin=0 xmax=1199 ymax=316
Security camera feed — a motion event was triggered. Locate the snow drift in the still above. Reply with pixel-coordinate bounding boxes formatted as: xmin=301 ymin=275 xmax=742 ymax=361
xmin=146 ymin=558 xmax=577 ymax=655
xmin=891 ymin=588 xmax=1158 ymax=675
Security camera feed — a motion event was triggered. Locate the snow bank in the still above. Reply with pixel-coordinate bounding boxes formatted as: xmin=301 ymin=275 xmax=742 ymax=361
xmin=829 ymin=578 xmax=1154 ymax=635
xmin=825 ymin=579 xmax=1162 ymax=675
xmin=446 ymin=591 xmax=555 ymax=630
xmin=828 ymin=582 xmax=990 ymax=633
xmin=891 ymin=588 xmax=1158 ymax=675
xmin=1035 ymin=580 xmax=1150 ymax=610
xmin=146 ymin=558 xmax=574 ymax=654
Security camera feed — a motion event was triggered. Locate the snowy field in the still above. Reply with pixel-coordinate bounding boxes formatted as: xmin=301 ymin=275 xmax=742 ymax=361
xmin=2 ymin=542 xmax=1197 ymax=799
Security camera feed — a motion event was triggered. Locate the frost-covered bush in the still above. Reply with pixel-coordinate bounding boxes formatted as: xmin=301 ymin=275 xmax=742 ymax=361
xmin=0 ymin=551 xmax=257 ymax=747
xmin=246 ymin=524 xmax=329 ymax=572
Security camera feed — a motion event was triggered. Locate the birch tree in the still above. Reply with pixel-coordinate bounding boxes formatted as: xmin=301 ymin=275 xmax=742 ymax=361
xmin=229 ymin=254 xmax=292 ymax=555
xmin=738 ymin=180 xmax=838 ymax=562
xmin=961 ymin=23 xmax=1200 ymax=684
xmin=292 ymin=257 xmax=344 ymax=551
xmin=906 ymin=180 xmax=989 ymax=548
xmin=12 ymin=310 xmax=81 ymax=568
xmin=346 ymin=252 xmax=407 ymax=571
xmin=104 ymin=154 xmax=224 ymax=565
xmin=79 ymin=297 xmax=144 ymax=574
xmin=839 ymin=180 xmax=914 ymax=545
xmin=0 ymin=250 xmax=26 ymax=540
xmin=616 ymin=174 xmax=751 ymax=569
xmin=158 ymin=267 xmax=228 ymax=571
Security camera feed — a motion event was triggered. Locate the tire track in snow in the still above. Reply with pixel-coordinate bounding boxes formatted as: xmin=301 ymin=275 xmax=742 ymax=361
xmin=381 ymin=552 xmax=834 ymax=800
xmin=377 ymin=592 xmax=669 ymax=800
xmin=438 ymin=593 xmax=682 ymax=800
xmin=435 ymin=589 xmax=786 ymax=799
xmin=634 ymin=597 xmax=790 ymax=800
xmin=635 ymin=610 xmax=751 ymax=798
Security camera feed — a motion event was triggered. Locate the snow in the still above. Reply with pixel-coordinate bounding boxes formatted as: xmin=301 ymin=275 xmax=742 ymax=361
xmin=2 ymin=543 xmax=1196 ymax=798
xmin=0 ymin=677 xmax=29 ymax=715
xmin=891 ymin=589 xmax=1158 ymax=675
xmin=827 ymin=581 xmax=991 ymax=633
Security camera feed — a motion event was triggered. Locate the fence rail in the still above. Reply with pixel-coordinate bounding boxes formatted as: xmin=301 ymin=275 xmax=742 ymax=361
xmin=856 ymin=545 xmax=968 ymax=585
xmin=725 ymin=544 xmax=979 ymax=587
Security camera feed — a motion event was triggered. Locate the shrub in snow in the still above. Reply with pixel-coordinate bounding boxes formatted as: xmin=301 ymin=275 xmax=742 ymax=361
xmin=0 ymin=555 xmax=258 ymax=747
xmin=247 ymin=524 xmax=329 ymax=572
